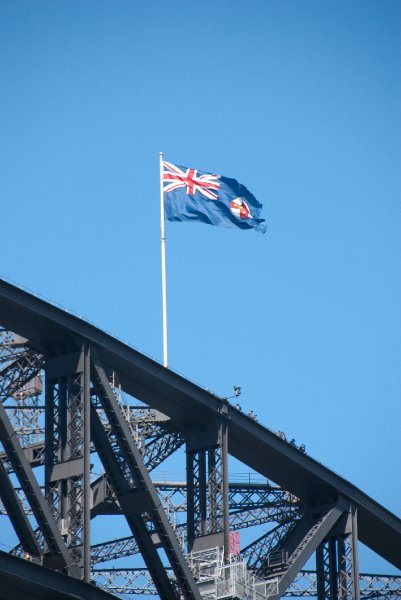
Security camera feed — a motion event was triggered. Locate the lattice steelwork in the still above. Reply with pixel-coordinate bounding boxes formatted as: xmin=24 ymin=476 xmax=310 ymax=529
xmin=1 ymin=317 xmax=401 ymax=600
xmin=44 ymin=348 xmax=91 ymax=577
xmin=90 ymin=353 xmax=201 ymax=600
xmin=0 ymin=330 xmax=44 ymax=464
xmin=0 ymin=331 xmax=44 ymax=404
xmin=186 ymin=418 xmax=229 ymax=556
xmin=338 ymin=535 xmax=358 ymax=599
xmin=7 ymin=386 xmax=43 ymax=447
xmin=316 ymin=539 xmax=335 ymax=599
xmin=315 ymin=507 xmax=360 ymax=600
xmin=208 ymin=442 xmax=225 ymax=534
xmin=187 ymin=449 xmax=205 ymax=541
xmin=89 ymin=482 xmax=301 ymax=566
xmin=92 ymin=568 xmax=401 ymax=597
xmin=242 ymin=521 xmax=297 ymax=573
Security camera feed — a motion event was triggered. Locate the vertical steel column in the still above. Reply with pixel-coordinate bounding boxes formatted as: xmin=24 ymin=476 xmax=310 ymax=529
xmin=316 ymin=505 xmax=359 ymax=600
xmin=207 ymin=447 xmax=219 ymax=530
xmin=186 ymin=449 xmax=195 ymax=548
xmin=83 ymin=345 xmax=91 ymax=582
xmin=337 ymin=506 xmax=360 ymax=600
xmin=185 ymin=417 xmax=229 ymax=557
xmin=199 ymin=450 xmax=207 ymax=536
xmin=221 ymin=420 xmax=230 ymax=562
xmin=90 ymin=354 xmax=202 ymax=600
xmin=329 ymin=538 xmax=338 ymax=599
xmin=316 ymin=542 xmax=326 ymax=600
xmin=44 ymin=375 xmax=64 ymax=529
xmin=350 ymin=507 xmax=360 ymax=600
xmin=186 ymin=448 xmax=207 ymax=551
xmin=316 ymin=538 xmax=337 ymax=600
xmin=44 ymin=349 xmax=90 ymax=577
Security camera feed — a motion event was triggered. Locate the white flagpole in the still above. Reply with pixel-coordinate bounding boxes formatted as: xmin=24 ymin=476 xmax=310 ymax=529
xmin=159 ymin=152 xmax=168 ymax=367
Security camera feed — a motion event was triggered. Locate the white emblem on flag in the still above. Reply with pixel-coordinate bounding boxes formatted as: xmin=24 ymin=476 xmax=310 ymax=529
xmin=229 ymin=197 xmax=253 ymax=219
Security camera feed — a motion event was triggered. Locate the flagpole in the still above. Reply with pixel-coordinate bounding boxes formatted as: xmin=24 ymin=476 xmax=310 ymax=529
xmin=159 ymin=152 xmax=168 ymax=367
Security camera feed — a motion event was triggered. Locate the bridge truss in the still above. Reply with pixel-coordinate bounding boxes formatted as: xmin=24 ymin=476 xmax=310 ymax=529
xmin=0 ymin=279 xmax=401 ymax=600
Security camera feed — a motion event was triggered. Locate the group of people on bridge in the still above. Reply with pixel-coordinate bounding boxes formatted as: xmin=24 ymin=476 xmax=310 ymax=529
xmin=276 ymin=430 xmax=306 ymax=452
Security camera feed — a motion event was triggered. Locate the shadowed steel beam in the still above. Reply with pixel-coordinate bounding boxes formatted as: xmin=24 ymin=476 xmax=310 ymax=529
xmin=2 ymin=419 xmax=184 ymax=472
xmin=44 ymin=349 xmax=91 ymax=577
xmin=90 ymin=401 xmax=176 ymax=597
xmin=91 ymin=353 xmax=201 ymax=600
xmin=0 ymin=456 xmax=42 ymax=557
xmin=0 ymin=277 xmax=399 ymax=567
xmin=83 ymin=345 xmax=91 ymax=582
xmin=0 ymin=401 xmax=77 ymax=575
xmin=0 ymin=548 xmax=118 ymax=600
xmin=271 ymin=502 xmax=346 ymax=600
xmin=90 ymin=486 xmax=300 ymax=565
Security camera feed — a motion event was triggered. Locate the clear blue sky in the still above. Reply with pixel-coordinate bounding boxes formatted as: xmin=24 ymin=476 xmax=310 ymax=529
xmin=1 ymin=0 xmax=400 ymax=577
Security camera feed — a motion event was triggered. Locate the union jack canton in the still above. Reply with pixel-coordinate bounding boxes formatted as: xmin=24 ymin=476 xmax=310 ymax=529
xmin=162 ymin=161 xmax=266 ymax=233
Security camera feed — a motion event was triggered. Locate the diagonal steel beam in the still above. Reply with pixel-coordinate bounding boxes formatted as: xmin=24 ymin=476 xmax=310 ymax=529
xmin=272 ymin=501 xmax=347 ymax=599
xmin=90 ymin=401 xmax=187 ymax=599
xmin=0 ymin=455 xmax=42 ymax=557
xmin=0 ymin=401 xmax=77 ymax=575
xmin=90 ymin=352 xmax=201 ymax=600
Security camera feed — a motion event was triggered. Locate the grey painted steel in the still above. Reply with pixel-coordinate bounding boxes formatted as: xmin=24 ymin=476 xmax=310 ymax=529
xmin=272 ymin=502 xmax=346 ymax=599
xmin=90 ymin=395 xmax=177 ymax=599
xmin=83 ymin=344 xmax=91 ymax=582
xmin=221 ymin=418 xmax=230 ymax=561
xmin=350 ymin=506 xmax=361 ymax=600
xmin=0 ymin=400 xmax=76 ymax=575
xmin=1 ymin=278 xmax=400 ymax=568
xmin=89 ymin=481 xmax=302 ymax=565
xmin=0 ymin=456 xmax=42 ymax=557
xmin=90 ymin=354 xmax=202 ymax=600
xmin=0 ymin=279 xmax=401 ymax=567
xmin=44 ymin=350 xmax=88 ymax=575
xmin=0 ymin=548 xmax=117 ymax=600
xmin=0 ymin=352 xmax=44 ymax=402
xmin=315 ymin=506 xmax=361 ymax=600
xmin=186 ymin=418 xmax=230 ymax=555
xmin=93 ymin=567 xmax=401 ymax=597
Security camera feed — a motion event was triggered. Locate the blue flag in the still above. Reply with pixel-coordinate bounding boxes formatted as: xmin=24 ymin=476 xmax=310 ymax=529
xmin=162 ymin=161 xmax=266 ymax=233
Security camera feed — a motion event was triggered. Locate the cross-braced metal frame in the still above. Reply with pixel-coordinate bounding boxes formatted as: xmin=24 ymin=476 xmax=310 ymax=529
xmin=44 ymin=347 xmax=91 ymax=579
xmin=0 ymin=292 xmax=400 ymax=600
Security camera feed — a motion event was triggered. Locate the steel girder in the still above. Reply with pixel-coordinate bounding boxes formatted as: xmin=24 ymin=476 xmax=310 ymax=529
xmin=1 ymin=278 xmax=401 ymax=570
xmin=0 ymin=399 xmax=77 ymax=575
xmin=90 ymin=352 xmax=201 ymax=600
xmin=185 ymin=417 xmax=230 ymax=555
xmin=2 ymin=409 xmax=184 ymax=475
xmin=316 ymin=506 xmax=360 ymax=600
xmin=277 ymin=503 xmax=347 ymax=598
xmin=1 ymin=316 xmax=401 ymax=600
xmin=90 ymin=482 xmax=302 ymax=565
xmin=0 ymin=350 xmax=44 ymax=405
xmin=0 ymin=455 xmax=42 ymax=557
xmin=0 ymin=548 xmax=116 ymax=600
xmin=44 ymin=347 xmax=92 ymax=580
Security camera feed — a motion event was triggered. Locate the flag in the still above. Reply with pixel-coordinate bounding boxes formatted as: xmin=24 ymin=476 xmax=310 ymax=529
xmin=162 ymin=161 xmax=266 ymax=233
